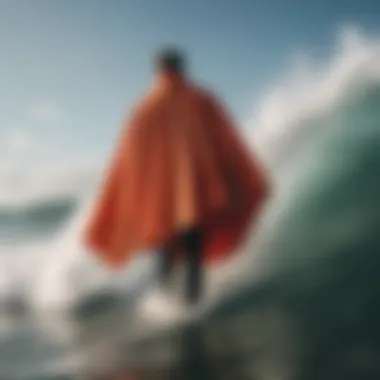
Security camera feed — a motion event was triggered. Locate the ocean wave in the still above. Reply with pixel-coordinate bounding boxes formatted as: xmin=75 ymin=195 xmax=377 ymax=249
xmin=0 ymin=25 xmax=380 ymax=316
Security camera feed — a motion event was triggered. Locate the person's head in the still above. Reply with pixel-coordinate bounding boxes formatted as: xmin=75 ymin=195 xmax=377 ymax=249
xmin=154 ymin=47 xmax=187 ymax=75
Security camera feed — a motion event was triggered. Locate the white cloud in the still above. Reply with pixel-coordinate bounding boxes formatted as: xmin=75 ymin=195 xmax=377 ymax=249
xmin=0 ymin=155 xmax=101 ymax=208
xmin=29 ymin=102 xmax=63 ymax=123
xmin=5 ymin=130 xmax=33 ymax=153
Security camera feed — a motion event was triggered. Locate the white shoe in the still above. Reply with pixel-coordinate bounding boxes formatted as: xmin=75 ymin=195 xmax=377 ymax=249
xmin=136 ymin=287 xmax=185 ymax=327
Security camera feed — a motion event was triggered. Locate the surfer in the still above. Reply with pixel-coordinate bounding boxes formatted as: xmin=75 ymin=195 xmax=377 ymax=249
xmin=83 ymin=47 xmax=270 ymax=305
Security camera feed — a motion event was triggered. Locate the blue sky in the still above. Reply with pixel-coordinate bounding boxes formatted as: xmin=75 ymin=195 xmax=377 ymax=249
xmin=1 ymin=0 xmax=380 ymax=167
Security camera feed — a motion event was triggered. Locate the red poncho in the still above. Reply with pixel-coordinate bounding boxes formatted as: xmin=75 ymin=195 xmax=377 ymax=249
xmin=83 ymin=73 xmax=270 ymax=268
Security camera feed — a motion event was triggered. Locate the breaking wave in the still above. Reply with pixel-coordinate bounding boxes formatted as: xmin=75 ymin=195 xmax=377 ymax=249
xmin=1 ymin=25 xmax=379 ymax=316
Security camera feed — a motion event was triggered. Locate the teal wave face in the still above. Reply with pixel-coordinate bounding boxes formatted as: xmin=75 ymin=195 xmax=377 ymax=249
xmin=0 ymin=198 xmax=78 ymax=243
xmin=256 ymin=84 xmax=380 ymax=275
xmin=193 ymin=84 xmax=380 ymax=380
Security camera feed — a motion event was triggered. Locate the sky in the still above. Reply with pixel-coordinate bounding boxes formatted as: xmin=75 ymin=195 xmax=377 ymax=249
xmin=1 ymin=0 xmax=380 ymax=170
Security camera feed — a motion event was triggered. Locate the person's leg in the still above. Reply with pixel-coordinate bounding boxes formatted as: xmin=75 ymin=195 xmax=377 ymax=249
xmin=182 ymin=227 xmax=203 ymax=305
xmin=158 ymin=242 xmax=175 ymax=288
